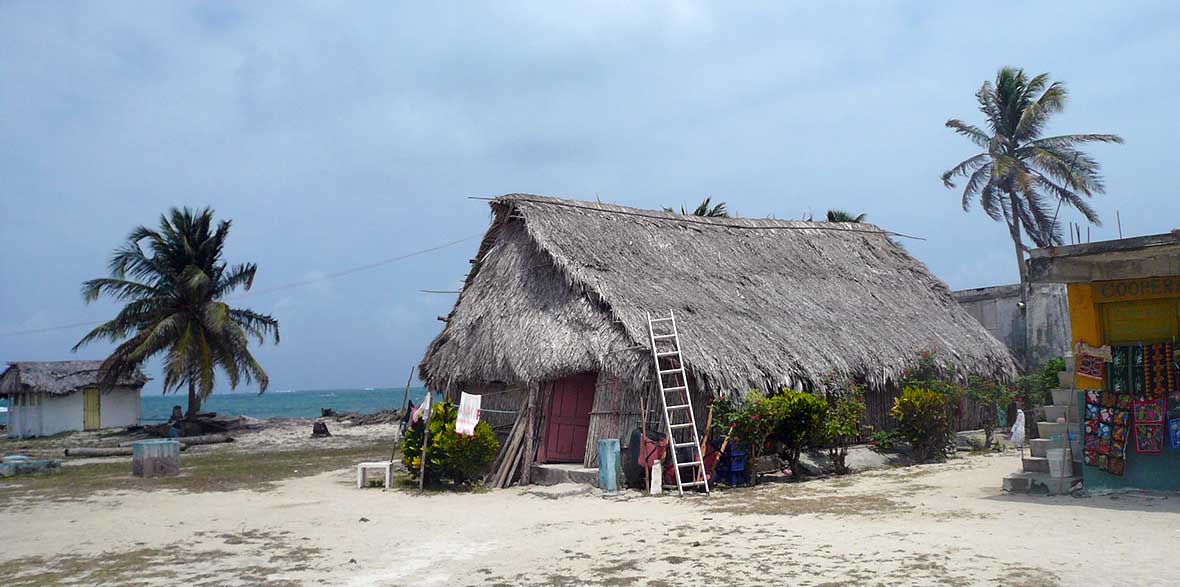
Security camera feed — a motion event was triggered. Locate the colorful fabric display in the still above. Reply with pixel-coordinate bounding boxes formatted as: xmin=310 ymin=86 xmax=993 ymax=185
xmin=1169 ymin=419 xmax=1180 ymax=451
xmin=1143 ymin=343 xmax=1174 ymax=400
xmin=1075 ymin=342 xmax=1111 ymax=381
xmin=1085 ymin=388 xmax=1131 ymax=476
xmin=1110 ymin=346 xmax=1130 ymax=394
xmin=1134 ymin=399 xmax=1166 ymax=423
xmin=1134 ymin=423 xmax=1164 ymax=454
xmin=1132 ymin=345 xmax=1146 ymax=399
xmin=1169 ymin=391 xmax=1180 ymax=421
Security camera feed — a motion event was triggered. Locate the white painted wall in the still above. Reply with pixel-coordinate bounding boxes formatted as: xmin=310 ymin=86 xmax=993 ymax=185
xmin=6 ymin=386 xmax=142 ymax=438
xmin=100 ymin=388 xmax=141 ymax=429
xmin=40 ymin=392 xmax=84 ymax=436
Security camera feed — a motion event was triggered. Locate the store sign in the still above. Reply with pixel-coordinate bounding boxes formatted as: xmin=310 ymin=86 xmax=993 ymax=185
xmin=1094 ymin=276 xmax=1180 ymax=302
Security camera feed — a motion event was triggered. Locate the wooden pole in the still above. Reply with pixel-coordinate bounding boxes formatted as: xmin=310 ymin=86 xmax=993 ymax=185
xmin=1117 ymin=210 xmax=1123 ymax=238
xmin=400 ymin=368 xmax=414 ymax=413
xmin=394 ymin=368 xmax=416 ymax=462
xmin=696 ymin=404 xmax=714 ymax=483
xmin=418 ymin=392 xmax=432 ymax=493
xmin=520 ymin=384 xmax=538 ymax=485
xmin=640 ymin=392 xmax=649 ymax=491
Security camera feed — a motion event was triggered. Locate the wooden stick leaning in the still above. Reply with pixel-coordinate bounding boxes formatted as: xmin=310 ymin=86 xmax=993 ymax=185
xmin=418 ymin=392 xmax=432 ymax=493
xmin=696 ymin=404 xmax=714 ymax=484
xmin=395 ymin=367 xmax=414 ymax=463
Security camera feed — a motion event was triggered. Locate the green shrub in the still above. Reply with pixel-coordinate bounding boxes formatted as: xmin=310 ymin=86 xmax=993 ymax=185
xmin=822 ymin=392 xmax=867 ymax=475
xmin=765 ymin=391 xmax=827 ymax=478
xmin=711 ymin=391 xmax=776 ymax=465
xmin=402 ymin=401 xmax=499 ymax=486
xmin=890 ymin=386 xmax=951 ymax=463
xmin=869 ymin=429 xmax=904 ymax=450
xmin=964 ymin=376 xmax=1014 ymax=449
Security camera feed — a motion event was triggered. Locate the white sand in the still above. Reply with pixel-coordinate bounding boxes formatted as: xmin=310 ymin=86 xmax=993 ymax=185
xmin=4 ymin=451 xmax=1177 ymax=586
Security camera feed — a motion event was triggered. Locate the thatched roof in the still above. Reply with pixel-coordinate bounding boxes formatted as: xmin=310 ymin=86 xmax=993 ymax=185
xmin=420 ymin=194 xmax=1017 ymax=392
xmin=0 ymin=361 xmax=148 ymax=396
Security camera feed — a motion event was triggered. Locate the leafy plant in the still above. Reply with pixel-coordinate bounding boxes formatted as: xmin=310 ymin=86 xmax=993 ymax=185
xmin=765 ymin=391 xmax=827 ymax=478
xmin=964 ymin=376 xmax=1015 ymax=449
xmin=891 ymin=386 xmax=952 ymax=463
xmin=821 ymin=391 xmax=867 ymax=475
xmin=825 ymin=209 xmax=867 ymax=223
xmin=663 ymin=197 xmax=730 ymax=218
xmin=711 ymin=391 xmax=775 ymax=465
xmin=869 ymin=429 xmax=904 ymax=450
xmin=402 ymin=401 xmax=499 ymax=486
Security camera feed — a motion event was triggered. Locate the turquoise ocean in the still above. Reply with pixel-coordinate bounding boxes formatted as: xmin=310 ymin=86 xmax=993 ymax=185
xmin=0 ymin=388 xmax=433 ymax=427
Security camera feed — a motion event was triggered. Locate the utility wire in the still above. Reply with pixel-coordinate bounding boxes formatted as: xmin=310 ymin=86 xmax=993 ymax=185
xmin=0 ymin=234 xmax=481 ymax=338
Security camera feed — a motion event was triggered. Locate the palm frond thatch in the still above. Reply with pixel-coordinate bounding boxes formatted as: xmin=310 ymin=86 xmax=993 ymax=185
xmin=420 ymin=195 xmax=1017 ymax=393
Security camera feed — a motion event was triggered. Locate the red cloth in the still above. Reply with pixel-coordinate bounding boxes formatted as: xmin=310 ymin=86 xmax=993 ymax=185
xmin=639 ymin=436 xmax=667 ymax=468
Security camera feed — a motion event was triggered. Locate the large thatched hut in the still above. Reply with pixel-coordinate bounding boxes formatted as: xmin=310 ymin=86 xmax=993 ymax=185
xmin=419 ymin=194 xmax=1016 ymax=476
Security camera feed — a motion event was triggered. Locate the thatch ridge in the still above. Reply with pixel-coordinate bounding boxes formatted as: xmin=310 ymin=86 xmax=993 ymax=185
xmin=420 ymin=194 xmax=1017 ymax=392
xmin=1 ymin=360 xmax=148 ymax=396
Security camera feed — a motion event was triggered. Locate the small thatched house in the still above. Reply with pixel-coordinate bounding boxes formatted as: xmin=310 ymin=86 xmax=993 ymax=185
xmin=1 ymin=361 xmax=147 ymax=438
xmin=419 ymin=194 xmax=1016 ymax=473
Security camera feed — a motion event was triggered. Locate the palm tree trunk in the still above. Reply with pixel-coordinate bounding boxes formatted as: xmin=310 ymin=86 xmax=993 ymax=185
xmin=186 ymin=378 xmax=201 ymax=419
xmin=1006 ymin=193 xmax=1031 ymax=372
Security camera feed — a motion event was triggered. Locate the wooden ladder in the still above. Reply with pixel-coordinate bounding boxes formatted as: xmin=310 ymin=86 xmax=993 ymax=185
xmin=647 ymin=310 xmax=709 ymax=496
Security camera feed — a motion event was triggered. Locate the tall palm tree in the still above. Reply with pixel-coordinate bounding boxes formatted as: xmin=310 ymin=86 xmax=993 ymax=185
xmin=825 ymin=209 xmax=867 ymax=223
xmin=664 ymin=197 xmax=730 ymax=218
xmin=942 ymin=67 xmax=1122 ymax=304
xmin=74 ymin=207 xmax=280 ymax=418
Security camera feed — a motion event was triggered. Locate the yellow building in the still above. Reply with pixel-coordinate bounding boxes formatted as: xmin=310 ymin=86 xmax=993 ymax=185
xmin=1029 ymin=231 xmax=1180 ymax=491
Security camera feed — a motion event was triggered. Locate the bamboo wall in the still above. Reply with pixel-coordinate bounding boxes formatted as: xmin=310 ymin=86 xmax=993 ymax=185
xmin=583 ymin=374 xmax=642 ymax=467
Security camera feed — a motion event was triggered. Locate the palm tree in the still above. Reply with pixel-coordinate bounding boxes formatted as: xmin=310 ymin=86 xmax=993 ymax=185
xmin=942 ymin=67 xmax=1122 ymax=305
xmin=825 ymin=209 xmax=867 ymax=223
xmin=74 ymin=207 xmax=280 ymax=418
xmin=664 ymin=197 xmax=730 ymax=218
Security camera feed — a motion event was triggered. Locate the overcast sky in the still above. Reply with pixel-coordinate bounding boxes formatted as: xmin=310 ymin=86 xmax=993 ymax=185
xmin=2 ymin=2 xmax=1178 ymax=394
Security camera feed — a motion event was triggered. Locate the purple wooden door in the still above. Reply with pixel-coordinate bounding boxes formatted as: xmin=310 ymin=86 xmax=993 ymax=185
xmin=540 ymin=372 xmax=597 ymax=463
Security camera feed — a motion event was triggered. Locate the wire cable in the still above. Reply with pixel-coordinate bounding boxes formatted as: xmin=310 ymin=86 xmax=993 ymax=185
xmin=0 ymin=233 xmax=481 ymax=338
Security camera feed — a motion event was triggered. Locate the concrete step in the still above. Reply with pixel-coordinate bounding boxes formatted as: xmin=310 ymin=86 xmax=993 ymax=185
xmin=1037 ymin=420 xmax=1073 ymax=439
xmin=1043 ymin=405 xmax=1070 ymax=423
xmin=1023 ymin=456 xmax=1050 ymax=473
xmin=1030 ymin=437 xmax=1063 ymax=458
xmin=1057 ymin=370 xmax=1074 ymax=388
xmin=529 ymin=464 xmax=600 ymax=488
xmin=1003 ymin=471 xmax=1082 ymax=495
xmin=1051 ymin=389 xmax=1077 ymax=407
xmin=1037 ymin=420 xmax=1079 ymax=438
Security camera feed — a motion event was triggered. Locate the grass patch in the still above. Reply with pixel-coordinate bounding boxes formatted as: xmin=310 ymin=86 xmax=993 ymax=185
xmin=0 ymin=441 xmax=394 ymax=509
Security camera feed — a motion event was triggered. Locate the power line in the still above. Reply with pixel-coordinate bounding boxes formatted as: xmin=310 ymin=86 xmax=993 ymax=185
xmin=0 ymin=233 xmax=482 ymax=338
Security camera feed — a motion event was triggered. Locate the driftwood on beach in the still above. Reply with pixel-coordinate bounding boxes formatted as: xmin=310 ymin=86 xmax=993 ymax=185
xmin=65 ymin=434 xmax=232 ymax=457
xmin=65 ymin=445 xmax=189 ymax=457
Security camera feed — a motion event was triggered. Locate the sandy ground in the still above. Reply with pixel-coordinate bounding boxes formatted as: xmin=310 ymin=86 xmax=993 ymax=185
xmin=3 ymin=450 xmax=1177 ymax=587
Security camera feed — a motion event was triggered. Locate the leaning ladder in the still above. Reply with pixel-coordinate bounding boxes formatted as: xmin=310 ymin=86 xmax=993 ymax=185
xmin=647 ymin=310 xmax=709 ymax=496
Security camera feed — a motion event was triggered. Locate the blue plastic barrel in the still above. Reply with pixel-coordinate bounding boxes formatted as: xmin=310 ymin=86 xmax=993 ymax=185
xmin=598 ymin=439 xmax=621 ymax=492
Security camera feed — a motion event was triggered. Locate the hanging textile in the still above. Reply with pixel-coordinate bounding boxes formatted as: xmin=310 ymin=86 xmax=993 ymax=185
xmin=1084 ymin=389 xmax=1130 ymax=476
xmin=1143 ymin=343 xmax=1175 ymax=400
xmin=1169 ymin=390 xmax=1180 ymax=421
xmin=1134 ymin=399 xmax=1166 ymax=424
xmin=1075 ymin=342 xmax=1111 ymax=381
xmin=1135 ymin=423 xmax=1164 ymax=454
xmin=1168 ymin=419 xmax=1180 ymax=451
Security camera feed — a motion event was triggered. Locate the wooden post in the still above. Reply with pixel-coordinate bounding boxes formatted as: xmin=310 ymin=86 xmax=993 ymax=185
xmin=400 ymin=368 xmax=414 ymax=413
xmin=520 ymin=384 xmax=538 ymax=485
xmin=394 ymin=368 xmax=415 ymax=463
xmin=418 ymin=392 xmax=432 ymax=493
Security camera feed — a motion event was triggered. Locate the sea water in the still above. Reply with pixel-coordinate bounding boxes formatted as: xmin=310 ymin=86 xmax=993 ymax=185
xmin=0 ymin=388 xmax=432 ymax=428
xmin=140 ymin=387 xmax=434 ymax=422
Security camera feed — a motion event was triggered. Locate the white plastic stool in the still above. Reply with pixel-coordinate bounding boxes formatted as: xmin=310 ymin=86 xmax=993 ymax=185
xmin=356 ymin=461 xmax=394 ymax=490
